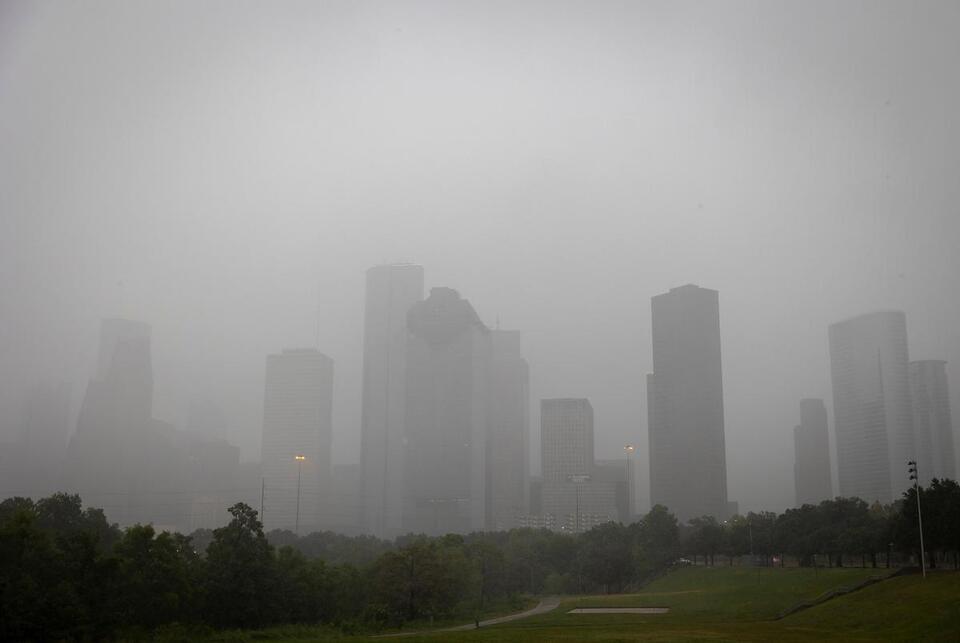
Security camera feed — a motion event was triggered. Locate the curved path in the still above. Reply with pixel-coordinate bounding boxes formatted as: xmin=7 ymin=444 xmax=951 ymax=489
xmin=378 ymin=596 xmax=562 ymax=637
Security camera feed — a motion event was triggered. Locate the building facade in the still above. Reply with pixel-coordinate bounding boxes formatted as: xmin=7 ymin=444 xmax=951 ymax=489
xmin=793 ymin=398 xmax=833 ymax=507
xmin=486 ymin=330 xmax=530 ymax=530
xmin=909 ymin=360 xmax=956 ymax=484
xmin=829 ymin=311 xmax=914 ymax=503
xmin=648 ymin=284 xmax=729 ymax=522
xmin=359 ymin=263 xmax=424 ymax=537
xmin=540 ymin=398 xmax=616 ymax=532
xmin=402 ymin=287 xmax=491 ymax=535
xmin=261 ymin=348 xmax=334 ymax=533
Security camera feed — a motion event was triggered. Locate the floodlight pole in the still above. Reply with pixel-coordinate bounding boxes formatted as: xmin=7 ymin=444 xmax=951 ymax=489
xmin=907 ymin=460 xmax=926 ymax=579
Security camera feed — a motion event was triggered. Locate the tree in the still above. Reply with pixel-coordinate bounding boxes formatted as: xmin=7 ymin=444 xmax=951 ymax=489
xmin=578 ymin=522 xmax=635 ymax=592
xmin=203 ymin=503 xmax=277 ymax=628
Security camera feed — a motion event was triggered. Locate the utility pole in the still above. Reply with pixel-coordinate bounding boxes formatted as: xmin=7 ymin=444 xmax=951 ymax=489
xmin=907 ymin=460 xmax=927 ymax=578
xmin=295 ymin=454 xmax=306 ymax=536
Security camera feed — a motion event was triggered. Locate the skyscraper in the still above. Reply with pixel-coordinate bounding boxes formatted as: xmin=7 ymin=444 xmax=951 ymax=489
xmin=828 ymin=311 xmax=913 ymax=503
xmin=648 ymin=284 xmax=728 ymax=522
xmin=65 ymin=319 xmax=158 ymax=525
xmin=261 ymin=349 xmax=334 ymax=532
xmin=360 ymin=263 xmax=424 ymax=537
xmin=793 ymin=398 xmax=833 ymax=506
xmin=909 ymin=360 xmax=956 ymax=484
xmin=486 ymin=329 xmax=530 ymax=530
xmin=540 ymin=398 xmax=617 ymax=532
xmin=403 ymin=287 xmax=490 ymax=535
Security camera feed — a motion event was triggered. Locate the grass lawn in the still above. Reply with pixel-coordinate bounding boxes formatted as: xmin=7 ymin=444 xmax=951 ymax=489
xmin=347 ymin=567 xmax=960 ymax=642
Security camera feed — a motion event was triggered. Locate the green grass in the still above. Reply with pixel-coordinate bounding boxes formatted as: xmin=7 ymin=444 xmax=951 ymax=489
xmin=345 ymin=567 xmax=960 ymax=642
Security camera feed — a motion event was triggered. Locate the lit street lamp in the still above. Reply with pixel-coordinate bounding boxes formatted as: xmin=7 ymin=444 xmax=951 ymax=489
xmin=294 ymin=454 xmax=306 ymax=536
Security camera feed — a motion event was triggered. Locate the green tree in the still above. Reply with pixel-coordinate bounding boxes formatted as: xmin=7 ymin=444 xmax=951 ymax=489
xmin=203 ymin=503 xmax=277 ymax=628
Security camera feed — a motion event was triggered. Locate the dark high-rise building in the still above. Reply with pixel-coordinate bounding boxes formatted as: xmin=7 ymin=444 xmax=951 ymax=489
xmin=909 ymin=360 xmax=956 ymax=484
xmin=360 ymin=264 xmax=424 ymax=537
xmin=402 ymin=287 xmax=490 ymax=535
xmin=793 ymin=398 xmax=833 ymax=506
xmin=829 ymin=311 xmax=913 ymax=503
xmin=648 ymin=284 xmax=728 ymax=521
xmin=261 ymin=348 xmax=334 ymax=533
xmin=486 ymin=329 xmax=530 ymax=530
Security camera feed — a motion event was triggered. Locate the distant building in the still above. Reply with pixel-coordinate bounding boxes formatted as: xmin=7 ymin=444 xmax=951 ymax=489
xmin=65 ymin=319 xmax=156 ymax=524
xmin=909 ymin=360 xmax=956 ymax=484
xmin=540 ymin=398 xmax=616 ymax=532
xmin=14 ymin=381 xmax=71 ymax=497
xmin=403 ymin=287 xmax=490 ymax=535
xmin=487 ymin=330 xmax=530 ymax=530
xmin=829 ymin=311 xmax=913 ymax=503
xmin=261 ymin=349 xmax=334 ymax=533
xmin=594 ymin=459 xmax=633 ymax=522
xmin=329 ymin=463 xmax=363 ymax=535
xmin=360 ymin=263 xmax=424 ymax=538
xmin=648 ymin=284 xmax=729 ymax=522
xmin=793 ymin=399 xmax=833 ymax=507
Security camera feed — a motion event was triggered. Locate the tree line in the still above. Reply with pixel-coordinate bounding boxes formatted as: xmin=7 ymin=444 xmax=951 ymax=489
xmin=2 ymin=479 xmax=958 ymax=639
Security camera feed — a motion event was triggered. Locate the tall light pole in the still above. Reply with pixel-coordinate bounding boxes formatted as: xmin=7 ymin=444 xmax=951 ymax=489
xmin=568 ymin=474 xmax=591 ymax=533
xmin=623 ymin=445 xmax=635 ymax=520
xmin=294 ymin=454 xmax=306 ymax=536
xmin=907 ymin=460 xmax=926 ymax=578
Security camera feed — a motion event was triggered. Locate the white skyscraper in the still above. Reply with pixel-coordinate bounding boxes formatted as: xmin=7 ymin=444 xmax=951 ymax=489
xmin=359 ymin=263 xmax=424 ymax=537
xmin=829 ymin=311 xmax=913 ymax=503
xmin=261 ymin=349 xmax=334 ymax=533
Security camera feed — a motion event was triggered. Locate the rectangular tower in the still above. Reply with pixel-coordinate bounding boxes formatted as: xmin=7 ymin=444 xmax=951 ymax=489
xmin=359 ymin=264 xmax=424 ymax=537
xmin=828 ymin=311 xmax=913 ymax=503
xmin=648 ymin=284 xmax=728 ymax=522
xmin=909 ymin=360 xmax=956 ymax=484
xmin=403 ymin=287 xmax=490 ymax=535
xmin=261 ymin=349 xmax=334 ymax=533
xmin=487 ymin=330 xmax=530 ymax=530
xmin=793 ymin=398 xmax=833 ymax=506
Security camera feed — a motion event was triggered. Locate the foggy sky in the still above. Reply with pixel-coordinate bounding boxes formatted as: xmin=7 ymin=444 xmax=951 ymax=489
xmin=2 ymin=0 xmax=959 ymax=513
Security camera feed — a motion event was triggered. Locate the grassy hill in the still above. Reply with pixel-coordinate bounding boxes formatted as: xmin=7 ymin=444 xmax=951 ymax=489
xmin=358 ymin=567 xmax=960 ymax=642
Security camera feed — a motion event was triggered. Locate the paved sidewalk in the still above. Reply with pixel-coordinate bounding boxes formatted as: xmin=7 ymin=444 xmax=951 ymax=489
xmin=378 ymin=596 xmax=562 ymax=637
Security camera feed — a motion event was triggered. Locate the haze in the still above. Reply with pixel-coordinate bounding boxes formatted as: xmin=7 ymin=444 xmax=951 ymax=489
xmin=2 ymin=0 xmax=959 ymax=514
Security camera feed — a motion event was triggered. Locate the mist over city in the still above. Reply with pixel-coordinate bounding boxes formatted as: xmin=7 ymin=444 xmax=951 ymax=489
xmin=2 ymin=1 xmax=959 ymax=641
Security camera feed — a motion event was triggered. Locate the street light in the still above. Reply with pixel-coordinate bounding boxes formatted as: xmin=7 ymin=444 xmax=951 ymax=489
xmin=567 ymin=474 xmax=591 ymax=533
xmin=907 ymin=460 xmax=926 ymax=579
xmin=623 ymin=445 xmax=635 ymax=519
xmin=294 ymin=454 xmax=306 ymax=536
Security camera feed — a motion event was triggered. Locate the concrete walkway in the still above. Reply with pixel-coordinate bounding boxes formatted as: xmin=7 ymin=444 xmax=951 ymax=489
xmin=378 ymin=596 xmax=562 ymax=637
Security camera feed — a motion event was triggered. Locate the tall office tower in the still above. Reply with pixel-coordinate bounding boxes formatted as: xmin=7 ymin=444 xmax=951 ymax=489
xmin=403 ymin=287 xmax=491 ymax=535
xmin=13 ymin=381 xmax=71 ymax=496
xmin=829 ymin=311 xmax=914 ymax=503
xmin=487 ymin=330 xmax=530 ymax=530
xmin=909 ymin=360 xmax=956 ymax=483
xmin=65 ymin=319 xmax=155 ymax=524
xmin=261 ymin=349 xmax=334 ymax=533
xmin=360 ymin=263 xmax=424 ymax=537
xmin=541 ymin=398 xmax=595 ymax=484
xmin=648 ymin=284 xmax=728 ymax=522
xmin=793 ymin=398 xmax=833 ymax=506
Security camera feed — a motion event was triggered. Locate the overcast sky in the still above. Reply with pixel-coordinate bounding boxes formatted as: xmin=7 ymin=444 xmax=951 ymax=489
xmin=2 ymin=0 xmax=959 ymax=513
